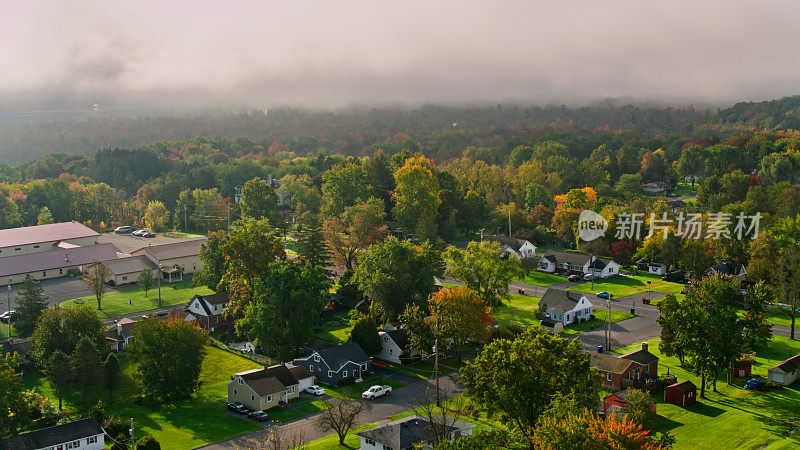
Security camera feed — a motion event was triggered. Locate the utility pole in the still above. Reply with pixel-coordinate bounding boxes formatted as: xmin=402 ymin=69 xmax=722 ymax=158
xmin=130 ymin=418 xmax=135 ymax=450
xmin=157 ymin=263 xmax=162 ymax=308
xmin=226 ymin=204 xmax=230 ymax=230
xmin=183 ymin=205 xmax=187 ymax=231
xmin=606 ymin=294 xmax=613 ymax=350
xmin=591 ymin=255 xmax=595 ymax=290
xmin=479 ymin=228 xmax=485 ymax=242
xmin=434 ymin=311 xmax=440 ymax=407
xmin=6 ymin=280 xmax=11 ymax=338
xmin=508 ymin=205 xmax=512 ymax=238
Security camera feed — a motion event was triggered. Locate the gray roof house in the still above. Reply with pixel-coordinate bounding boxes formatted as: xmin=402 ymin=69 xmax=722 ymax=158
xmin=291 ymin=343 xmax=371 ymax=385
xmin=0 ymin=418 xmax=104 ymax=450
xmin=356 ymin=415 xmax=475 ymax=450
xmin=538 ymin=251 xmax=620 ymax=278
xmin=539 ymin=288 xmax=594 ymax=326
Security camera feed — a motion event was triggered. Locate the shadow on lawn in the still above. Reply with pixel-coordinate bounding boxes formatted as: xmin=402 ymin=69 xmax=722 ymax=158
xmin=688 ymin=400 xmax=726 ymax=418
xmin=652 ymin=415 xmax=683 ymax=433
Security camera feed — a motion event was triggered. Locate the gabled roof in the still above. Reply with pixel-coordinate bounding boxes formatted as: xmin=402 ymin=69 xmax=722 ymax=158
xmin=0 ymin=243 xmax=122 ymax=278
xmin=666 ymin=380 xmax=696 ymax=393
xmin=355 ymin=415 xmax=473 ymax=449
xmin=385 ymin=329 xmax=410 ymax=350
xmin=288 ymin=365 xmax=313 ymax=380
xmin=99 ymin=255 xmax=156 ymax=275
xmin=132 ymin=238 xmax=205 ymax=260
xmin=620 ymin=348 xmax=659 ymax=365
xmin=540 ymin=288 xmax=590 ymax=314
xmin=191 ymin=293 xmax=227 ymax=316
xmin=708 ymin=261 xmax=745 ymax=276
xmin=116 ymin=318 xmax=137 ymax=338
xmin=243 ymin=377 xmax=286 ymax=397
xmin=0 ymin=418 xmax=103 ymax=450
xmin=486 ymin=235 xmax=533 ymax=252
xmin=316 ymin=343 xmax=370 ymax=370
xmin=588 ymin=352 xmax=634 ymax=374
xmin=541 ymin=250 xmax=590 ymax=267
xmin=234 ymin=364 xmax=303 ymax=397
xmin=0 ymin=221 xmax=98 ymax=249
xmin=769 ymin=354 xmax=800 ymax=374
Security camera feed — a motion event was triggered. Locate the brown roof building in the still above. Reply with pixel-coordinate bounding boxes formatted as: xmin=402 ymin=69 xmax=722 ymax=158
xmin=0 ymin=243 xmax=122 ymax=284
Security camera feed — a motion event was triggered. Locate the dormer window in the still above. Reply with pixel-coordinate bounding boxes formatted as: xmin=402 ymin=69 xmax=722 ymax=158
xmin=237 ymin=378 xmax=243 ymax=384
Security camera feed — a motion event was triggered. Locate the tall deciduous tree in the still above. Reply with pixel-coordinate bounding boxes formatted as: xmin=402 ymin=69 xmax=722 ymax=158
xmin=240 ymin=177 xmax=279 ymax=223
xmin=323 ymin=197 xmax=387 ymax=271
xmin=393 ymin=156 xmax=440 ymax=240
xmin=444 ymin=241 xmax=521 ymax=307
xmin=70 ymin=336 xmax=102 ymax=410
xmin=321 ymin=161 xmax=369 ymax=217
xmin=741 ymin=281 xmax=774 ymax=350
xmin=355 ymin=237 xmax=443 ymax=320
xmin=127 ymin=318 xmax=208 ymax=402
xmin=429 ymin=287 xmax=491 ymax=361
xmin=137 ymin=269 xmax=154 ymax=297
xmin=0 ymin=350 xmax=26 ymax=438
xmin=461 ymin=328 xmax=599 ymax=442
xmin=31 ymin=305 xmax=106 ymax=365
xmin=239 ymin=260 xmax=328 ymax=361
xmin=14 ymin=275 xmax=49 ymax=336
xmin=143 ymin=200 xmax=169 ymax=231
xmin=532 ymin=408 xmax=667 ymax=450
xmin=314 ymin=398 xmax=371 ymax=446
xmin=349 ymin=316 xmax=380 ymax=356
xmin=85 ymin=262 xmax=109 ymax=310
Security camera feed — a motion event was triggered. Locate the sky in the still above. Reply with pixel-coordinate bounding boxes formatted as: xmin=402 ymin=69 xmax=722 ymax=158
xmin=0 ymin=0 xmax=799 ymax=113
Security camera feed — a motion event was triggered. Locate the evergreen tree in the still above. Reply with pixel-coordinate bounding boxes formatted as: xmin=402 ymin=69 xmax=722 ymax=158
xmin=46 ymin=350 xmax=70 ymax=410
xmin=70 ymin=336 xmax=102 ymax=411
xmin=104 ymin=353 xmax=121 ymax=403
xmin=15 ymin=275 xmax=49 ymax=336
xmin=349 ymin=316 xmax=380 ymax=355
xmin=297 ymin=216 xmax=331 ymax=270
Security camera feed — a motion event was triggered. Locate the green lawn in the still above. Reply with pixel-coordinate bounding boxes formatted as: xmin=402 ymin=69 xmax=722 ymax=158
xmin=573 ymin=274 xmax=684 ymax=298
xmin=314 ymin=311 xmax=353 ymax=343
xmin=24 ymin=346 xmax=261 ymax=450
xmin=159 ymin=231 xmax=206 ymax=239
xmin=516 ymin=271 xmax=566 ymax=286
xmin=611 ymin=337 xmax=800 ymax=449
xmin=268 ymin=406 xmax=304 ymax=423
xmin=493 ymin=294 xmax=541 ymax=327
xmin=307 ymin=422 xmax=378 ymax=449
xmin=0 ymin=323 xmax=19 ymax=339
xmin=376 ymin=357 xmax=463 ymax=380
xmin=294 ymin=399 xmax=331 ymax=414
xmin=323 ymin=376 xmax=406 ymax=401
xmin=59 ymin=279 xmax=214 ymax=318
xmin=673 ymin=182 xmax=698 ymax=197
xmin=561 ymin=310 xmax=635 ymax=336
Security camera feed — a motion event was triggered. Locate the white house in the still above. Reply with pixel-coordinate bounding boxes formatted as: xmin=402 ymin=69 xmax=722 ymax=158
xmin=356 ymin=415 xmax=474 ymax=450
xmin=378 ymin=329 xmax=421 ymax=364
xmin=767 ymin=354 xmax=800 ymax=386
xmin=539 ymin=288 xmax=594 ymax=325
xmin=0 ymin=418 xmax=105 ymax=450
xmin=486 ymin=236 xmax=537 ymax=260
xmin=647 ymin=263 xmax=666 ymax=276
xmin=185 ymin=292 xmax=230 ymax=331
xmin=539 ymin=251 xmax=619 ymax=278
xmin=105 ymin=318 xmax=137 ymax=352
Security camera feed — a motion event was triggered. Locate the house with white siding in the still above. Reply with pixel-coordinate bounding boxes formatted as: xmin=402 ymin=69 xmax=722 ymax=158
xmin=539 ymin=288 xmax=594 ymax=326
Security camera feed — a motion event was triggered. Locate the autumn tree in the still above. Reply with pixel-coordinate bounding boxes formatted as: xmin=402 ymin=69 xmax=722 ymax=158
xmin=393 ymin=155 xmax=441 ymax=240
xmin=0 ymin=350 xmax=26 ymax=438
xmin=532 ymin=408 xmax=667 ymax=450
xmin=143 ymin=200 xmax=169 ymax=231
xmin=429 ymin=287 xmax=491 ymax=361
xmin=444 ymin=241 xmax=521 ymax=307
xmin=322 ymin=197 xmax=387 ymax=271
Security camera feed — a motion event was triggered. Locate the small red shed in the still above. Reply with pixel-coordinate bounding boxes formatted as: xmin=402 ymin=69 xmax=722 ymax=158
xmin=732 ymin=360 xmax=752 ymax=378
xmin=664 ymin=380 xmax=696 ymax=407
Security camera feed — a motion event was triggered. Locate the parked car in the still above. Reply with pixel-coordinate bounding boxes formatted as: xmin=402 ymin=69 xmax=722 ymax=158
xmin=132 ymin=229 xmax=146 ymax=236
xmin=362 ymin=385 xmax=392 ymax=399
xmin=134 ymin=229 xmax=155 ymax=238
xmin=583 ymin=274 xmax=596 ymax=281
xmin=306 ymin=385 xmax=325 ymax=396
xmin=568 ymin=274 xmax=581 ymax=282
xmin=0 ymin=310 xmax=17 ymax=323
xmin=596 ymin=292 xmax=610 ymax=300
xmin=247 ymin=410 xmax=269 ymax=422
xmin=114 ymin=226 xmax=133 ymax=234
xmin=744 ymin=379 xmax=766 ymax=391
xmin=227 ymin=402 xmax=250 ymax=414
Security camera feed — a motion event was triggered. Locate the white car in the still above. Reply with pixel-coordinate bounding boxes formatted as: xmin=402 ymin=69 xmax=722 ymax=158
xmin=362 ymin=385 xmax=392 ymax=399
xmin=306 ymin=385 xmax=325 ymax=396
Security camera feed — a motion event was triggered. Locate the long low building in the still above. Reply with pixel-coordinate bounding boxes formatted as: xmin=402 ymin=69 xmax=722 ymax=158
xmin=131 ymin=238 xmax=205 ymax=280
xmin=0 ymin=221 xmax=99 ymax=258
xmin=94 ymin=255 xmax=158 ymax=286
xmin=0 ymin=243 xmax=122 ymax=284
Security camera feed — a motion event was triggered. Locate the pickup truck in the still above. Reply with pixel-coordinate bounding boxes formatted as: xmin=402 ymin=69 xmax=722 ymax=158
xmin=362 ymin=385 xmax=392 ymax=399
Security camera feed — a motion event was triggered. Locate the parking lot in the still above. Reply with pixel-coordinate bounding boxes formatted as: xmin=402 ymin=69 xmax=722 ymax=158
xmin=98 ymin=232 xmax=204 ymax=254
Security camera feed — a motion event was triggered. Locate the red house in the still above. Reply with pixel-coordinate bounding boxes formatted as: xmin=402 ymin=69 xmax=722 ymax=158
xmin=664 ymin=380 xmax=697 ymax=407
xmin=588 ymin=342 xmax=659 ymax=391
xmin=732 ymin=359 xmax=752 ymax=378
xmin=602 ymin=390 xmax=657 ymax=416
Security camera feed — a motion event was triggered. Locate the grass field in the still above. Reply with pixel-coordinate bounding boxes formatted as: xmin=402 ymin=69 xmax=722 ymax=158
xmin=0 ymin=323 xmax=19 ymax=339
xmin=313 ymin=311 xmax=353 ymax=343
xmin=294 ymin=399 xmax=331 ymax=414
xmin=307 ymin=422 xmax=378 ymax=449
xmin=611 ymin=337 xmax=800 ymax=449
xmin=516 ymin=271 xmax=566 ymax=286
xmin=561 ymin=310 xmax=635 ymax=336
xmin=159 ymin=231 xmax=206 ymax=239
xmin=494 ymin=294 xmax=541 ymax=327
xmin=59 ymin=279 xmax=213 ymax=318
xmin=375 ymin=357 xmax=464 ymax=380
xmin=24 ymin=346 xmax=261 ymax=450
xmin=573 ymin=274 xmax=684 ymax=298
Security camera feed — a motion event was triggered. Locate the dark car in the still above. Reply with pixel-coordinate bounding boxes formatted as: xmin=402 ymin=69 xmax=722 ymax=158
xmin=227 ymin=402 xmax=250 ymax=414
xmin=744 ymin=379 xmax=766 ymax=391
xmin=596 ymin=292 xmax=611 ymax=300
xmin=139 ymin=230 xmax=156 ymax=238
xmin=248 ymin=410 xmax=269 ymax=422
xmin=568 ymin=274 xmax=581 ymax=282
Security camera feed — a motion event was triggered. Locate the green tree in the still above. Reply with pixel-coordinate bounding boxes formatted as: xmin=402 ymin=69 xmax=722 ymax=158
xmin=677 ymin=146 xmax=705 ymax=187
xmin=524 ymin=183 xmax=551 ymax=211
xmin=238 ymin=260 xmax=328 ymax=361
xmin=296 ymin=215 xmax=330 ymax=270
xmin=137 ymin=269 xmax=155 ymax=297
xmin=240 ymin=177 xmax=279 ymax=223
xmin=45 ymin=350 xmax=70 ymax=410
xmin=461 ymin=328 xmax=600 ymax=442
xmin=31 ymin=305 xmax=106 ymax=365
xmin=321 ymin=161 xmax=369 ymax=217
xmin=444 ymin=241 xmax=521 ymax=307
xmin=192 ymin=188 xmax=227 ymax=231
xmin=84 ymin=262 xmax=109 ymax=310
xmin=349 ymin=316 xmax=380 ymax=356
xmin=619 ymin=388 xmax=657 ymax=428
xmin=393 ymin=155 xmax=441 ymax=240
xmin=0 ymin=349 xmax=26 ymax=438
xmin=532 ymin=408 xmax=667 ymax=450
xmin=322 ymin=197 xmax=387 ymax=271
xmin=104 ymin=353 xmax=121 ymax=403
xmin=14 ymin=275 xmax=49 ymax=336
xmin=143 ymin=200 xmax=169 ymax=231
xmin=399 ymin=303 xmax=435 ymax=356
xmin=355 ymin=237 xmax=444 ymax=320
xmin=70 ymin=336 xmax=102 ymax=410
xmin=136 ymin=435 xmax=162 ymax=450
xmin=194 ymin=231 xmax=227 ymax=291
xmin=37 ymin=206 xmax=54 ymax=225
xmin=679 ymin=238 xmax=714 ymax=280
xmin=127 ymin=318 xmax=208 ymax=402
xmin=741 ymin=281 xmax=774 ymax=350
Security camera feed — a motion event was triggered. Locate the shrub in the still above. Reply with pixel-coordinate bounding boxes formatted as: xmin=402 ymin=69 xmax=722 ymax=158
xmin=136 ymin=435 xmax=162 ymax=450
xmin=103 ymin=415 xmax=128 ymax=440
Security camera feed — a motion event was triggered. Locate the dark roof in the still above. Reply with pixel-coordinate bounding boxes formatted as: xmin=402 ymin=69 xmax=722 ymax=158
xmin=288 ymin=365 xmax=313 ymax=380
xmin=540 ymin=288 xmax=590 ymax=314
xmin=356 ymin=415 xmax=472 ymax=449
xmin=244 ymin=376 xmax=286 ymax=397
xmin=666 ymin=380 xmax=696 ymax=393
xmin=191 ymin=293 xmax=227 ymax=316
xmin=0 ymin=222 xmax=98 ymax=249
xmin=386 ymin=329 xmax=410 ymax=350
xmin=99 ymin=255 xmax=156 ymax=275
xmin=0 ymin=418 xmax=103 ymax=450
xmin=769 ymin=354 xmax=800 ymax=374
xmin=132 ymin=238 xmax=205 ymax=260
xmin=588 ymin=352 xmax=634 ymax=374
xmin=620 ymin=348 xmax=659 ymax=365
xmin=541 ymin=251 xmax=590 ymax=267
xmin=316 ymin=343 xmax=370 ymax=370
xmin=0 ymin=244 xmax=122 ymax=278
xmin=708 ymin=261 xmax=745 ymax=276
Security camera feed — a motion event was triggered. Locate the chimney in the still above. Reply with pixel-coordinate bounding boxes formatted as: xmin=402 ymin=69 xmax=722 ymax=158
xmin=642 ymin=342 xmax=649 ymax=351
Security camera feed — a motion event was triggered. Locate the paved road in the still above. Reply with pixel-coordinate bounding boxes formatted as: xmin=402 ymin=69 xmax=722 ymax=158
xmin=1 ymin=277 xmax=94 ymax=313
xmin=199 ymin=373 xmax=462 ymax=449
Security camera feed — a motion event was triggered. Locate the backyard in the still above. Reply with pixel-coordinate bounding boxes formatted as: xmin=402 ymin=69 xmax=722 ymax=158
xmin=493 ymin=293 xmax=634 ymax=334
xmin=611 ymin=337 xmax=800 ymax=449
xmin=313 ymin=310 xmax=353 ymax=343
xmin=23 ymin=346 xmax=262 ymax=450
xmin=573 ymin=274 xmax=684 ymax=298
xmin=515 ymin=270 xmax=566 ymax=286
xmin=59 ymin=279 xmax=214 ymax=318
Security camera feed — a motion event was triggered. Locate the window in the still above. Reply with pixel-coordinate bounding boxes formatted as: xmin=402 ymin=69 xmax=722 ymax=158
xmin=234 ymin=389 xmax=237 ymax=395
xmin=309 ymin=364 xmax=313 ymax=372
xmin=238 ymin=378 xmax=243 ymax=384
xmin=383 ymin=445 xmax=392 ymax=450
xmin=67 ymin=441 xmax=81 ymax=449
xmin=122 ymin=276 xmax=127 ymax=280
xmin=328 ymin=370 xmax=333 ymax=377
xmin=251 ymin=395 xmax=255 ymax=401
xmin=34 ymin=245 xmax=40 ymax=248
xmin=362 ymin=363 xmax=368 ymax=371
xmin=314 ymin=355 xmax=320 ymax=362
xmin=606 ymin=372 xmax=612 ymax=381
xmin=14 ymin=248 xmax=20 ymax=251
xmin=87 ymin=436 xmax=98 ymax=444
xmin=43 ymin=271 xmax=47 ymax=277
xmin=215 ymin=316 xmax=219 ymax=323
xmin=267 ymin=395 xmax=272 ymax=402
xmin=366 ymin=439 xmax=376 ymax=446
xmin=343 ymin=370 xmax=348 ymax=378
xmin=289 ymin=385 xmax=295 ymax=394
